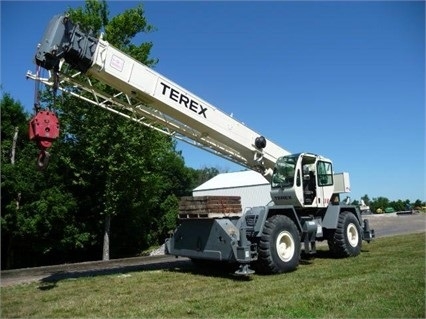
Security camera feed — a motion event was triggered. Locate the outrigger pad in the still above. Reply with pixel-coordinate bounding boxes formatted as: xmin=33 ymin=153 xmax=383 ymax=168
xmin=235 ymin=264 xmax=255 ymax=276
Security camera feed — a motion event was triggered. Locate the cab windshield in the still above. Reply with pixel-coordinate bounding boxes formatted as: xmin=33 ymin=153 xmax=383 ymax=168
xmin=271 ymin=156 xmax=297 ymax=188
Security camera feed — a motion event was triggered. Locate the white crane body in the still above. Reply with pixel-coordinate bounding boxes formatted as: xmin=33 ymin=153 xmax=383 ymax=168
xmin=27 ymin=14 xmax=374 ymax=275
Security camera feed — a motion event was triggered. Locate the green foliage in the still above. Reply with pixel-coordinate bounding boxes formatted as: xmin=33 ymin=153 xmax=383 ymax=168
xmin=413 ymin=199 xmax=425 ymax=210
xmin=66 ymin=0 xmax=108 ymax=36
xmin=361 ymin=194 xmax=370 ymax=204
xmin=1 ymin=93 xmax=91 ymax=268
xmin=67 ymin=1 xmax=157 ymax=67
xmin=351 ymin=199 xmax=359 ymax=206
xmin=194 ymin=166 xmax=221 ymax=187
xmin=159 ymin=194 xmax=179 ymax=236
xmin=369 ymin=196 xmax=422 ymax=213
xmin=0 ymin=93 xmax=28 ymax=162
xmin=47 ymin=0 xmax=185 ymax=258
xmin=390 ymin=199 xmax=410 ymax=211
xmin=370 ymin=196 xmax=390 ymax=213
xmin=104 ymin=4 xmax=157 ymax=66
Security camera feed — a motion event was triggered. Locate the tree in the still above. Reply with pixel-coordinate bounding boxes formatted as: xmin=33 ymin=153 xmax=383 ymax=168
xmin=370 ymin=196 xmax=390 ymax=214
xmin=194 ymin=166 xmax=221 ymax=187
xmin=1 ymin=93 xmax=28 ymax=268
xmin=2 ymin=1 xmax=220 ymax=269
xmin=361 ymin=194 xmax=370 ymax=205
xmin=1 ymin=93 xmax=89 ymax=269
xmin=53 ymin=0 xmax=184 ymax=260
xmin=413 ymin=199 xmax=425 ymax=209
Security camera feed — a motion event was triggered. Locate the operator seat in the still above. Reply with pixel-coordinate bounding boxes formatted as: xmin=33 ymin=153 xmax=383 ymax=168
xmin=303 ymin=171 xmax=316 ymax=205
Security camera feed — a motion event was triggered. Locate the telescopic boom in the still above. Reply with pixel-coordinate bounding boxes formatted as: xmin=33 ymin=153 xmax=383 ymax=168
xmin=27 ymin=14 xmax=289 ymax=176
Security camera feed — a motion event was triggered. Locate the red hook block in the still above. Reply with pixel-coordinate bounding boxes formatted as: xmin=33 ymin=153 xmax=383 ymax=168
xmin=29 ymin=110 xmax=60 ymax=150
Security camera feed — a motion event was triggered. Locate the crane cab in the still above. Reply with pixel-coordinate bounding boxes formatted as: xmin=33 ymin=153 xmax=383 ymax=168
xmin=270 ymin=153 xmax=336 ymax=208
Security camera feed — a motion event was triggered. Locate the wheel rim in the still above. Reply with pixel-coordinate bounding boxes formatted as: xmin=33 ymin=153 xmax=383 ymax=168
xmin=276 ymin=231 xmax=295 ymax=262
xmin=347 ymin=223 xmax=359 ymax=247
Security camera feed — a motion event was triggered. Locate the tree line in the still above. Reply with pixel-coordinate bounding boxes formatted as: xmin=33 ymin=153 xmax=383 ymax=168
xmin=2 ymin=1 xmax=424 ymax=270
xmin=351 ymin=196 xmax=425 ymax=214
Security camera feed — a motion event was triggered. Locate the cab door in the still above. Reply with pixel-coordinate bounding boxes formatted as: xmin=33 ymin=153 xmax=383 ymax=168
xmin=316 ymin=160 xmax=334 ymax=207
xmin=300 ymin=154 xmax=318 ymax=207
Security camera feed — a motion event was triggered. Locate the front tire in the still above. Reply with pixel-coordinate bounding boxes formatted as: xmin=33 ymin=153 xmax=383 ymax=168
xmin=328 ymin=211 xmax=362 ymax=257
xmin=256 ymin=215 xmax=300 ymax=274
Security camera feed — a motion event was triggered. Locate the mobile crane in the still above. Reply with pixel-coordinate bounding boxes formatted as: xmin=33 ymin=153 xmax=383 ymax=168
xmin=27 ymin=14 xmax=374 ymax=275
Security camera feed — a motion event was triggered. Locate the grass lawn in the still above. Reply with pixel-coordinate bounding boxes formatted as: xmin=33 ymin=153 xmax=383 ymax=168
xmin=1 ymin=232 xmax=425 ymax=318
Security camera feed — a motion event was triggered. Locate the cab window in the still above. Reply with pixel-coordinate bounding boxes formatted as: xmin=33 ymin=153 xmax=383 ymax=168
xmin=271 ymin=156 xmax=296 ymax=188
xmin=317 ymin=161 xmax=333 ymax=186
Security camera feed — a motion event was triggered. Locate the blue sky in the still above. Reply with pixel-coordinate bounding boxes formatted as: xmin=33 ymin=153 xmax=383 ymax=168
xmin=1 ymin=1 xmax=425 ymax=202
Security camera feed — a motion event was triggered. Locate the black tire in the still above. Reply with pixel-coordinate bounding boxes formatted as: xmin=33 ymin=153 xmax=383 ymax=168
xmin=255 ymin=215 xmax=300 ymax=274
xmin=328 ymin=211 xmax=362 ymax=257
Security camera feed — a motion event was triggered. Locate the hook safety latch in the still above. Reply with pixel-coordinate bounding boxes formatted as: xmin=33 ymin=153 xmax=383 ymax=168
xmin=29 ymin=110 xmax=60 ymax=170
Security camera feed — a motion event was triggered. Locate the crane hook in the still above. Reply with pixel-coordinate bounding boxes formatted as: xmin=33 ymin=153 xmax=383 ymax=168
xmin=36 ymin=150 xmax=50 ymax=171
xmin=28 ymin=110 xmax=59 ymax=170
xmin=29 ymin=66 xmax=60 ymax=170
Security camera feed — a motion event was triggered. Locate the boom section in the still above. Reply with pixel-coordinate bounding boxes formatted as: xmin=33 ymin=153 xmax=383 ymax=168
xmin=27 ymin=14 xmax=289 ymax=177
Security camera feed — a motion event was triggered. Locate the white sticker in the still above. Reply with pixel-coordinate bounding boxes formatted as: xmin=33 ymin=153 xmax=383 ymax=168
xmin=110 ymin=54 xmax=124 ymax=72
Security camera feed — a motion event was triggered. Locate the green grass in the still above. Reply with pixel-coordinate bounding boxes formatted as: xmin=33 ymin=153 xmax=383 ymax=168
xmin=2 ymin=233 xmax=425 ymax=318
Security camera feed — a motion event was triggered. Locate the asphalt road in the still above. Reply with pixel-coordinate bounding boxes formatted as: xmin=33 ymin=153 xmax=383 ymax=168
xmin=1 ymin=212 xmax=424 ymax=287
xmin=366 ymin=211 xmax=425 ymax=238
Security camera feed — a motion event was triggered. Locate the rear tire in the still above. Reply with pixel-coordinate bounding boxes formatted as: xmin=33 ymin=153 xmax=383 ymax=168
xmin=256 ymin=215 xmax=300 ymax=274
xmin=328 ymin=211 xmax=362 ymax=257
